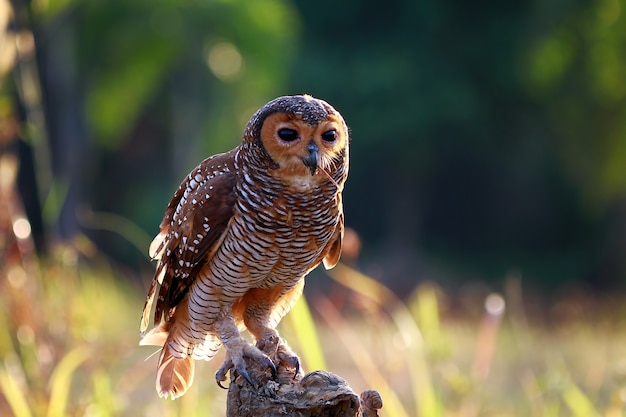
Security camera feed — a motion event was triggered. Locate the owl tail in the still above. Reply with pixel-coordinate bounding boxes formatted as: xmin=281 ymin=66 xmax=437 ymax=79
xmin=140 ymin=321 xmax=195 ymax=399
xmin=155 ymin=345 xmax=195 ymax=399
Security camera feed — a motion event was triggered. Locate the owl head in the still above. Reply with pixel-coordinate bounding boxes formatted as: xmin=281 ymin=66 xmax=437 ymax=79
xmin=243 ymin=95 xmax=349 ymax=185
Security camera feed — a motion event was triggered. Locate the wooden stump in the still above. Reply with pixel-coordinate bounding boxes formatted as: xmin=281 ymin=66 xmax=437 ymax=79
xmin=226 ymin=355 xmax=382 ymax=417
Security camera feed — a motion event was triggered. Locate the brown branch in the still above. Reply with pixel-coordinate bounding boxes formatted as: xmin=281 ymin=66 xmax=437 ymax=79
xmin=226 ymin=354 xmax=383 ymax=417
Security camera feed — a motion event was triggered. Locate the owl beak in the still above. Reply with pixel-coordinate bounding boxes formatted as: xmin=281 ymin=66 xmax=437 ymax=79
xmin=303 ymin=142 xmax=318 ymax=175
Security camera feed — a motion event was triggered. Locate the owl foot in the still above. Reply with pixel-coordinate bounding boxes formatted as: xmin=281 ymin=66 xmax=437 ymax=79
xmin=215 ymin=344 xmax=277 ymax=388
xmin=277 ymin=341 xmax=302 ymax=380
xmin=256 ymin=334 xmax=302 ymax=381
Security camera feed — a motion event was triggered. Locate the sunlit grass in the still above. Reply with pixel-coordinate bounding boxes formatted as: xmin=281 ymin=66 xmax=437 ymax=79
xmin=315 ymin=265 xmax=626 ymax=417
xmin=0 ymin=246 xmax=233 ymax=417
xmin=1 ymin=247 xmax=626 ymax=416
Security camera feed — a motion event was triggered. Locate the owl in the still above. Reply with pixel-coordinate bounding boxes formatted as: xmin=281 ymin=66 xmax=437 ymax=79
xmin=139 ymin=95 xmax=349 ymax=399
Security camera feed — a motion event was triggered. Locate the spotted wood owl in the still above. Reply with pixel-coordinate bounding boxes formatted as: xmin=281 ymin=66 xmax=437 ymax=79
xmin=139 ymin=95 xmax=349 ymax=399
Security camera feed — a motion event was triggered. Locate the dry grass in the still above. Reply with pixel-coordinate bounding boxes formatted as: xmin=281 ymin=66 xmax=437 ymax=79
xmin=1 ymin=246 xmax=626 ymax=416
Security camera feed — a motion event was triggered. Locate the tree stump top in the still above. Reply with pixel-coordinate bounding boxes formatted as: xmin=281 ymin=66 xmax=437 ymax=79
xmin=226 ymin=357 xmax=382 ymax=417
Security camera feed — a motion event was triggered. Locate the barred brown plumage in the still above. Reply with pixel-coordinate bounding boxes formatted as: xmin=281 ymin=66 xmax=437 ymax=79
xmin=139 ymin=95 xmax=349 ymax=399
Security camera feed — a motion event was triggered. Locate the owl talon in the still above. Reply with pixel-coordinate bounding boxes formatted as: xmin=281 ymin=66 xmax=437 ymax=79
xmin=217 ymin=344 xmax=278 ymax=388
xmin=250 ymin=352 xmax=277 ymax=381
xmin=215 ymin=358 xmax=256 ymax=387
xmin=235 ymin=366 xmax=254 ymax=387
xmin=292 ymin=358 xmax=300 ymax=380
xmin=269 ymin=358 xmax=278 ymax=380
xmin=215 ymin=359 xmax=233 ymax=388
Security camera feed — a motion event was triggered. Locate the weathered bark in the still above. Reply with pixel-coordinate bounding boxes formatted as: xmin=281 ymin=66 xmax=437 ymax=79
xmin=226 ymin=355 xmax=382 ymax=417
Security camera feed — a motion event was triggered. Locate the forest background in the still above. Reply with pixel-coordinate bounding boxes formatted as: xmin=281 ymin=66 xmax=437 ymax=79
xmin=5 ymin=0 xmax=626 ymax=292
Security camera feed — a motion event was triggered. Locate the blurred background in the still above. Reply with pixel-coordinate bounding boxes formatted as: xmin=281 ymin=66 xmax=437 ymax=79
xmin=6 ymin=0 xmax=626 ymax=292
xmin=2 ymin=0 xmax=626 ymax=416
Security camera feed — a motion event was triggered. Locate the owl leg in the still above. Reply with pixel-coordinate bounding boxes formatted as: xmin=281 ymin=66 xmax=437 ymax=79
xmin=240 ymin=287 xmax=303 ymax=379
xmin=213 ymin=315 xmax=276 ymax=388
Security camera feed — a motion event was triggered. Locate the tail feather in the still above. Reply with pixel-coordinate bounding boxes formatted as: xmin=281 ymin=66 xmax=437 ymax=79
xmin=140 ymin=279 xmax=158 ymax=334
xmin=139 ymin=321 xmax=170 ymax=347
xmin=156 ymin=346 xmax=195 ymax=400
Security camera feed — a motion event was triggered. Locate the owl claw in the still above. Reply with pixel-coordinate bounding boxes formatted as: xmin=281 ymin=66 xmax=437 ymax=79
xmin=252 ymin=353 xmax=277 ymax=381
xmin=293 ymin=358 xmax=300 ymax=380
xmin=236 ymin=366 xmax=254 ymax=387
xmin=214 ymin=358 xmax=255 ymax=388
xmin=215 ymin=358 xmax=255 ymax=387
xmin=216 ymin=345 xmax=277 ymax=388
xmin=269 ymin=358 xmax=278 ymax=380
xmin=215 ymin=359 xmax=232 ymax=388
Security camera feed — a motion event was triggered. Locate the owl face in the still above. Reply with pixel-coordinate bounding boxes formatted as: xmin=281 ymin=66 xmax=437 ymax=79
xmin=242 ymin=95 xmax=348 ymax=188
xmin=259 ymin=112 xmax=348 ymax=179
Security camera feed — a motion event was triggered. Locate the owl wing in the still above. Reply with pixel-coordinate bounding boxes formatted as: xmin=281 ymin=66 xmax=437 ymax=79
xmin=140 ymin=149 xmax=238 ymax=333
xmin=321 ymin=210 xmax=344 ymax=270
xmin=321 ymin=194 xmax=344 ymax=270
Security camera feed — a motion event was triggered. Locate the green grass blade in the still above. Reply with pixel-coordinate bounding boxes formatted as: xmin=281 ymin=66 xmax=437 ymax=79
xmin=76 ymin=208 xmax=152 ymax=256
xmin=285 ymin=296 xmax=327 ymax=371
xmin=0 ymin=363 xmax=33 ymax=417
xmin=562 ymin=380 xmax=600 ymax=417
xmin=91 ymin=369 xmax=115 ymax=415
xmin=47 ymin=345 xmax=90 ymax=417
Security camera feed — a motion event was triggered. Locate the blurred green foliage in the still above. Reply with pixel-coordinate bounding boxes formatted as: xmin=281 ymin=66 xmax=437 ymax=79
xmin=4 ymin=0 xmax=626 ymax=288
xmin=289 ymin=0 xmax=626 ymax=288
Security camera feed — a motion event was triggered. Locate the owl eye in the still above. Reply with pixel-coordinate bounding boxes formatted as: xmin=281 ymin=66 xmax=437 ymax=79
xmin=321 ymin=130 xmax=337 ymax=143
xmin=277 ymin=128 xmax=299 ymax=142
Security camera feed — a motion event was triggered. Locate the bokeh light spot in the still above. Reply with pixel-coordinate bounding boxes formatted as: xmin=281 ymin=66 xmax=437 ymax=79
xmin=485 ymin=293 xmax=506 ymax=316
xmin=13 ymin=217 xmax=31 ymax=240
xmin=17 ymin=325 xmax=34 ymax=345
xmin=207 ymin=42 xmax=243 ymax=81
xmin=7 ymin=267 xmax=27 ymax=288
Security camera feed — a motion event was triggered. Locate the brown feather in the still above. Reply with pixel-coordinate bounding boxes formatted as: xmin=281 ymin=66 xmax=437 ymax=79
xmin=155 ymin=347 xmax=195 ymax=399
xmin=140 ymin=279 xmax=158 ymax=334
xmin=267 ymin=279 xmax=305 ymax=329
xmin=149 ymin=231 xmax=167 ymax=260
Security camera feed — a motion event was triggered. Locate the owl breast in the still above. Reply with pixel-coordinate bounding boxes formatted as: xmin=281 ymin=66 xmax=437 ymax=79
xmin=229 ymin=168 xmax=339 ymax=289
xmin=190 ymin=160 xmax=340 ymax=317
